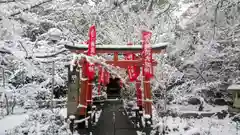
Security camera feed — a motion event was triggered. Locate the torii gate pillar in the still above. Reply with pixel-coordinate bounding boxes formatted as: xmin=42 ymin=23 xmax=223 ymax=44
xmin=144 ymin=77 xmax=152 ymax=116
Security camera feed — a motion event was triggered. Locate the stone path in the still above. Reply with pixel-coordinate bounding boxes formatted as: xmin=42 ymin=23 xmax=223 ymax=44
xmin=92 ymin=100 xmax=137 ymax=135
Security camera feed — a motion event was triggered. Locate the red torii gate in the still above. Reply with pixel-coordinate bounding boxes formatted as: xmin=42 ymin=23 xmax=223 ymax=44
xmin=65 ymin=25 xmax=167 ymax=123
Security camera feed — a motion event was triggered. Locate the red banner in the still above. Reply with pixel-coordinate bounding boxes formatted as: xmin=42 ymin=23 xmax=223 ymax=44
xmin=98 ymin=66 xmax=104 ymax=95
xmin=142 ymin=31 xmax=153 ymax=79
xmin=86 ymin=25 xmax=96 ymax=80
xmin=120 ymin=80 xmax=123 ymax=88
xmin=104 ymin=71 xmax=110 ymax=85
xmin=136 ymin=79 xmax=142 ymax=107
xmin=124 ymin=43 xmax=139 ymax=81
xmin=99 ymin=66 xmax=104 ymax=83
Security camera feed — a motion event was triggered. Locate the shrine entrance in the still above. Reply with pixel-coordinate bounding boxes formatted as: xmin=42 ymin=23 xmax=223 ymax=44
xmin=65 ymin=25 xmax=167 ymax=134
xmin=106 ymin=77 xmax=121 ymax=99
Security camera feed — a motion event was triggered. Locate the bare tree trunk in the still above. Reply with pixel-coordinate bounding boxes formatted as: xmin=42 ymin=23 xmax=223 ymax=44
xmin=2 ymin=68 xmax=5 ymax=87
xmin=147 ymin=0 xmax=154 ymax=12
xmin=51 ymin=61 xmax=55 ymax=111
xmin=51 ymin=61 xmax=55 ymax=135
xmin=163 ymin=87 xmax=167 ymax=112
xmin=5 ymin=94 xmax=9 ymax=115
xmin=11 ymin=97 xmax=16 ymax=114
xmin=2 ymin=68 xmax=10 ymax=115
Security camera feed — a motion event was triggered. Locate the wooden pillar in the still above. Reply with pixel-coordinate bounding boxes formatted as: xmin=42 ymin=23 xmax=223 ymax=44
xmin=143 ymin=77 xmax=152 ymax=115
xmin=79 ymin=60 xmax=88 ymax=116
xmin=136 ymin=79 xmax=142 ymax=107
xmin=87 ymin=80 xmax=93 ymax=105
xmin=114 ymin=52 xmax=118 ymax=64
xmin=136 ymin=67 xmax=142 ymax=108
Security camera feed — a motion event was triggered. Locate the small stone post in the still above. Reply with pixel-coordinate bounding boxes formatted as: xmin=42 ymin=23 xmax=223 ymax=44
xmin=69 ymin=115 xmax=75 ymax=133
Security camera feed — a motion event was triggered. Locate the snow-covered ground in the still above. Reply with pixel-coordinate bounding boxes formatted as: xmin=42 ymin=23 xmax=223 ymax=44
xmin=123 ymin=99 xmax=240 ymax=135
xmin=151 ymin=116 xmax=240 ymax=135
xmin=151 ymin=105 xmax=240 ymax=135
xmin=136 ymin=116 xmax=240 ymax=135
xmin=168 ymin=104 xmax=228 ymax=113
xmin=0 ymin=113 xmax=28 ymax=135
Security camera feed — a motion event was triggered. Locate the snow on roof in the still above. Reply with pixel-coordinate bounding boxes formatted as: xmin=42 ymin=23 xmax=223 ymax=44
xmin=47 ymin=28 xmax=62 ymax=41
xmin=227 ymin=84 xmax=240 ymax=91
xmin=69 ymin=42 xmax=169 ymax=50
xmin=0 ymin=87 xmax=4 ymax=93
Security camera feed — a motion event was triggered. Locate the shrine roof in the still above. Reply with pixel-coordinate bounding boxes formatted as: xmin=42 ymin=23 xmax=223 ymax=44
xmin=65 ymin=42 xmax=168 ymax=53
xmin=228 ymin=84 xmax=240 ymax=91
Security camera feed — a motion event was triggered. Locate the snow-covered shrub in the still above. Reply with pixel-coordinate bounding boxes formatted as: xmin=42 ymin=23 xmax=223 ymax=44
xmin=152 ymin=116 xmax=239 ymax=135
xmin=121 ymin=83 xmax=136 ymax=99
xmin=0 ymin=18 xmax=23 ymax=40
xmin=5 ymin=109 xmax=71 ymax=135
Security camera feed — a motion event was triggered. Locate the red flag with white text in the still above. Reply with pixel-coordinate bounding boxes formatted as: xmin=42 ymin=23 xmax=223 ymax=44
xmin=124 ymin=43 xmax=139 ymax=81
xmin=98 ymin=66 xmax=104 ymax=95
xmin=86 ymin=25 xmax=96 ymax=80
xmin=142 ymin=31 xmax=153 ymax=79
xmin=136 ymin=79 xmax=142 ymax=106
xmin=104 ymin=71 xmax=110 ymax=85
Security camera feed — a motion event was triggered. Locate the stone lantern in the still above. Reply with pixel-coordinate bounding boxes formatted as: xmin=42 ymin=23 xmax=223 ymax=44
xmin=228 ymin=84 xmax=240 ymax=112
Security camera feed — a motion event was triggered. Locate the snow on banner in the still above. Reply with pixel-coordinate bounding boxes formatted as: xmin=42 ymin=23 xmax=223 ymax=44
xmin=142 ymin=31 xmax=153 ymax=79
xmin=104 ymin=70 xmax=110 ymax=85
xmin=136 ymin=79 xmax=142 ymax=106
xmin=86 ymin=25 xmax=96 ymax=80
xmin=98 ymin=66 xmax=104 ymax=95
xmin=124 ymin=43 xmax=138 ymax=81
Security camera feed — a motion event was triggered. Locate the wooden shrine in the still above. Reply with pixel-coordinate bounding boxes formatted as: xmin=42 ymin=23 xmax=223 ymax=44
xmin=65 ymin=25 xmax=167 ymax=130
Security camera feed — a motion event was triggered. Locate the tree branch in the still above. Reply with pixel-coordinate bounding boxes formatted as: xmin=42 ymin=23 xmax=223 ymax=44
xmin=192 ymin=65 xmax=207 ymax=83
xmin=0 ymin=0 xmax=15 ymax=3
xmin=0 ymin=0 xmax=52 ymax=20
xmin=147 ymin=0 xmax=154 ymax=12
xmin=0 ymin=49 xmax=11 ymax=54
xmin=18 ymin=41 xmax=29 ymax=58
xmin=154 ymin=3 xmax=171 ymax=18
xmin=35 ymin=49 xmax=67 ymax=58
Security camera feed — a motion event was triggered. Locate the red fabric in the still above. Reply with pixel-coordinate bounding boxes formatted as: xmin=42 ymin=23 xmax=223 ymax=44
xmin=104 ymin=71 xmax=110 ymax=85
xmin=136 ymin=79 xmax=142 ymax=107
xmin=98 ymin=84 xmax=101 ymax=95
xmin=86 ymin=25 xmax=96 ymax=80
xmin=99 ymin=66 xmax=104 ymax=83
xmin=124 ymin=43 xmax=139 ymax=81
xmin=120 ymin=80 xmax=123 ymax=87
xmin=98 ymin=66 xmax=104 ymax=95
xmin=142 ymin=31 xmax=153 ymax=79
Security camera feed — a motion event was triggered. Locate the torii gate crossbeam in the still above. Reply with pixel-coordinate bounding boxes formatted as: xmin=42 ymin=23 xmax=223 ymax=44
xmin=65 ymin=43 xmax=167 ymax=54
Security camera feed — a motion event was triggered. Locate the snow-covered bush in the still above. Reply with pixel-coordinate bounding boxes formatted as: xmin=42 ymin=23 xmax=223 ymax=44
xmin=5 ymin=109 xmax=70 ymax=135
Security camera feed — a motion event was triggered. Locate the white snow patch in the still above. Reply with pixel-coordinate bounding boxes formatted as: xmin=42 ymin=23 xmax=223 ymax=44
xmin=47 ymin=28 xmax=62 ymax=41
xmin=228 ymin=84 xmax=240 ymax=91
xmin=0 ymin=113 xmax=28 ymax=134
xmin=59 ymin=107 xmax=67 ymax=119
xmin=144 ymin=114 xmax=151 ymax=119
xmin=169 ymin=104 xmax=228 ymax=113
